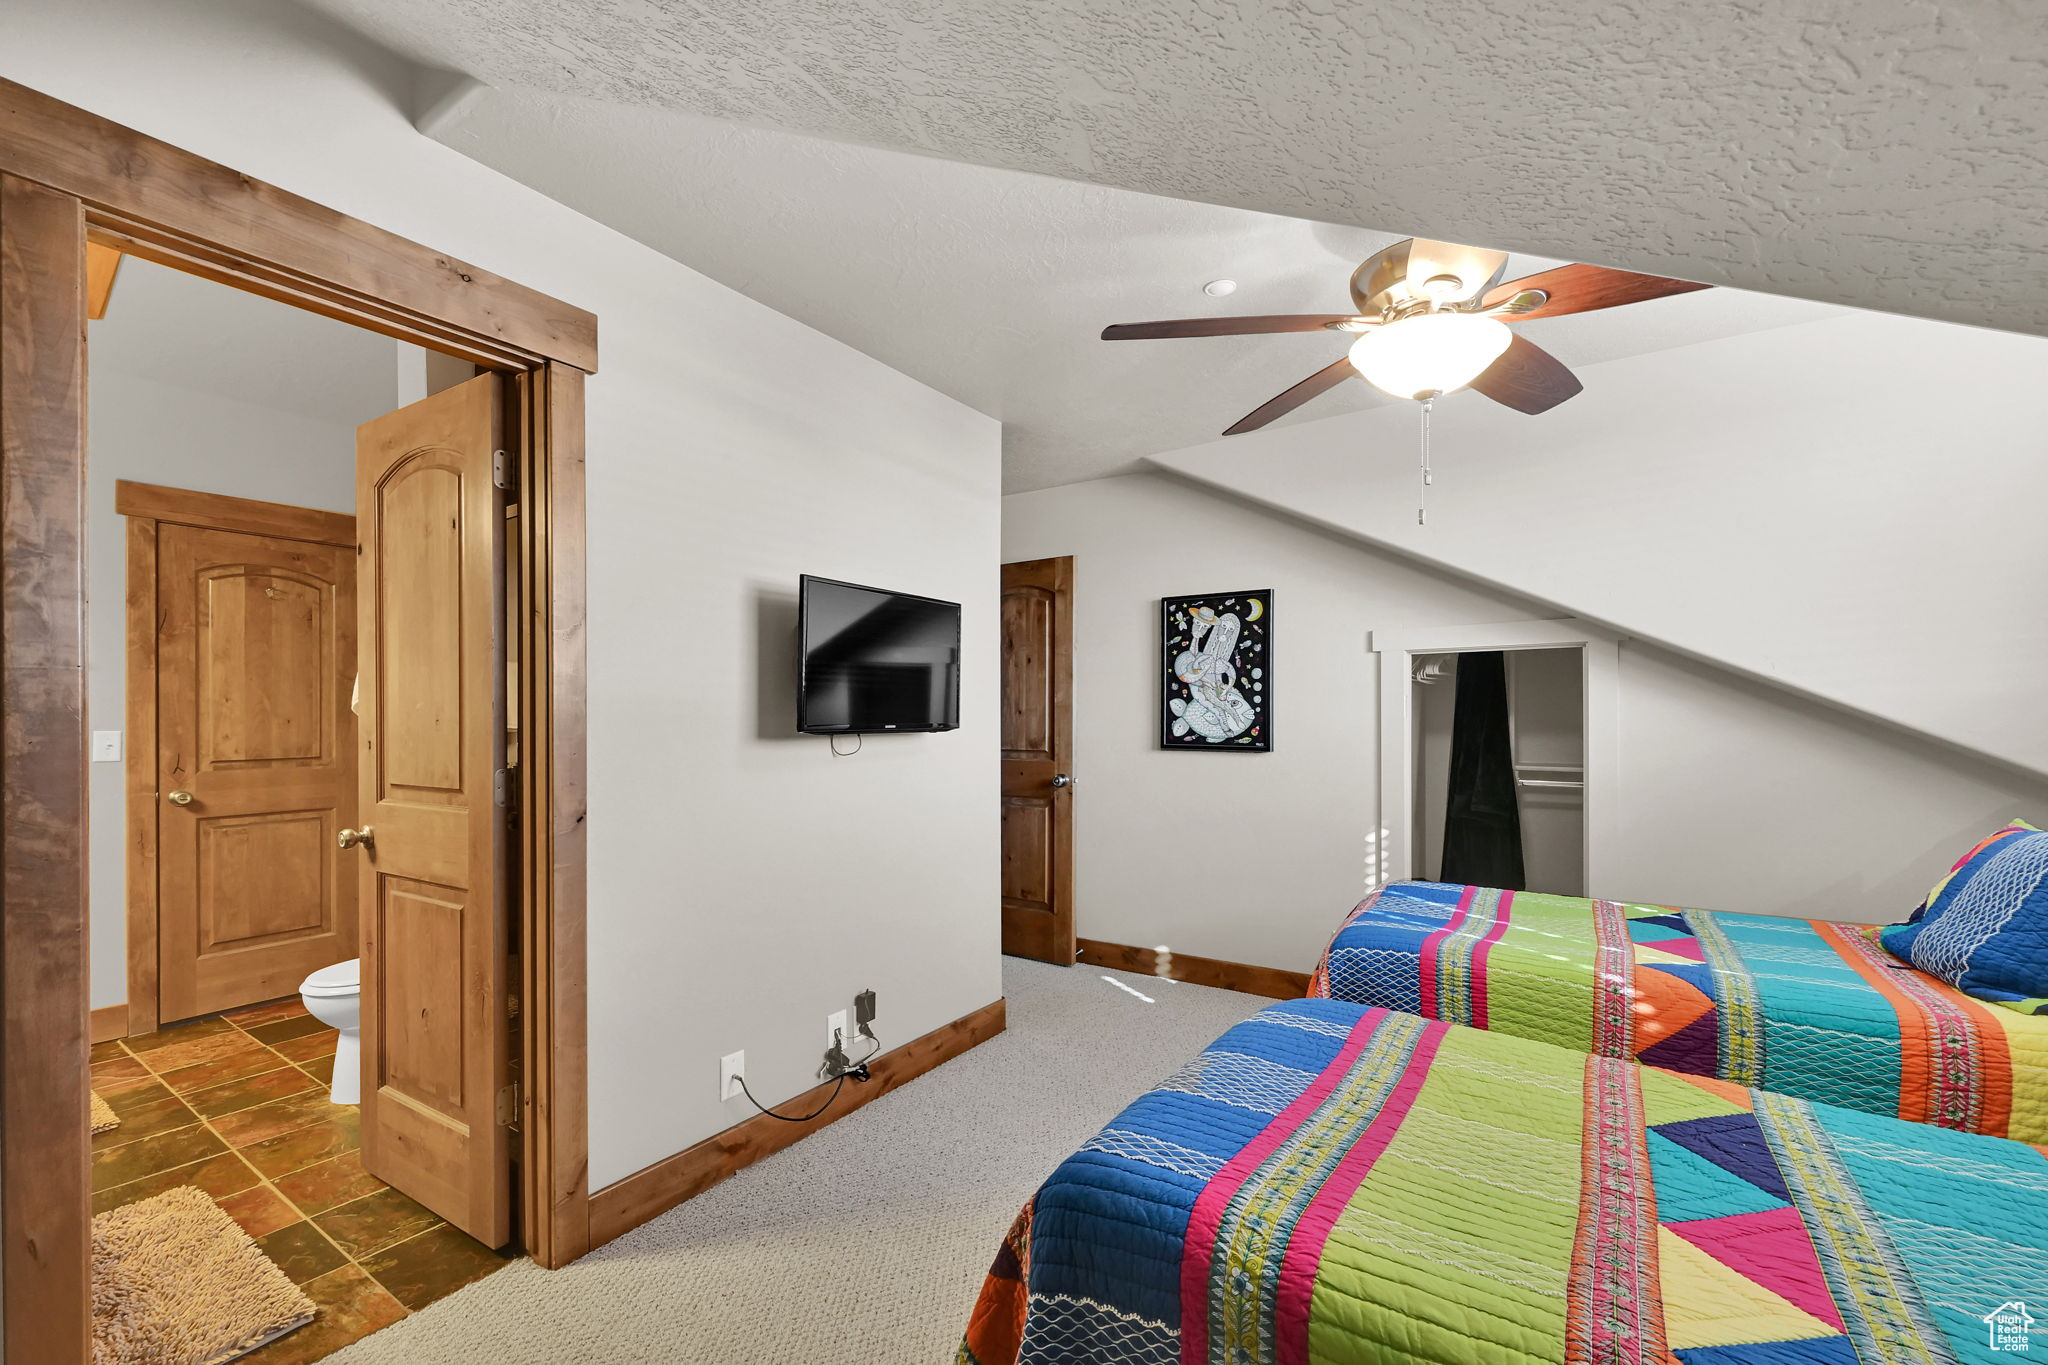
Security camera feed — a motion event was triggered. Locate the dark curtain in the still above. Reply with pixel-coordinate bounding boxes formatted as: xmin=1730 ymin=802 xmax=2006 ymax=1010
xmin=1439 ymin=651 xmax=1525 ymax=889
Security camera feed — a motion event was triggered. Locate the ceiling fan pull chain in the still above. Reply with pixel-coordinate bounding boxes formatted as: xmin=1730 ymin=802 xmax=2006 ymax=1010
xmin=1417 ymin=396 xmax=1435 ymax=525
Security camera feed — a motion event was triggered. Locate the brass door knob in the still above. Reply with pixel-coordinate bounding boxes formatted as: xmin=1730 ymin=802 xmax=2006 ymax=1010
xmin=166 ymin=790 xmax=194 ymax=806
xmin=337 ymin=826 xmax=374 ymax=850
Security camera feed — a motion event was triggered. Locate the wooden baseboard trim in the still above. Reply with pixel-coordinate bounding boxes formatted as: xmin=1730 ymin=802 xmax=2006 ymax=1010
xmin=1076 ymin=938 xmax=1310 ymax=1000
xmin=90 ymin=1004 xmax=127 ymax=1045
xmin=586 ymin=996 xmax=1007 ymax=1249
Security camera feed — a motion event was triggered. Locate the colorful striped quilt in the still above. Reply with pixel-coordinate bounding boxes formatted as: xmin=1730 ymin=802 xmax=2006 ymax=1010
xmin=1307 ymin=881 xmax=2048 ymax=1143
xmin=961 ymin=998 xmax=2048 ymax=1365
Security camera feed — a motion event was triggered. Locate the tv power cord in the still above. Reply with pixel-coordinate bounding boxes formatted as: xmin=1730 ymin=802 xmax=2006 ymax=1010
xmin=734 ymin=1023 xmax=881 ymax=1124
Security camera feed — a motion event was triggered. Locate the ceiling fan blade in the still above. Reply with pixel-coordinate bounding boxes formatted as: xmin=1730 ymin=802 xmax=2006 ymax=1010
xmin=1102 ymin=314 xmax=1361 ymax=341
xmin=1481 ymin=263 xmax=1708 ymax=321
xmin=1223 ymin=357 xmax=1357 ymax=435
xmin=1469 ymin=335 xmax=1583 ymax=414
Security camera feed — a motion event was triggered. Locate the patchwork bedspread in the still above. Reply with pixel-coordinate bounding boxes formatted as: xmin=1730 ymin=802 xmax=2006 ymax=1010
xmin=1307 ymin=881 xmax=2048 ymax=1142
xmin=960 ymin=998 xmax=2048 ymax=1365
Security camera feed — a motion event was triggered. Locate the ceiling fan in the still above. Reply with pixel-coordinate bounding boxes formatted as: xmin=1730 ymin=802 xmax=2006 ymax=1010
xmin=1102 ymin=239 xmax=1710 ymax=436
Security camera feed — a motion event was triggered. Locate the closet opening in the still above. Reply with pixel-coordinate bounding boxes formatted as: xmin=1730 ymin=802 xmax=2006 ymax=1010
xmin=1411 ymin=646 xmax=1585 ymax=896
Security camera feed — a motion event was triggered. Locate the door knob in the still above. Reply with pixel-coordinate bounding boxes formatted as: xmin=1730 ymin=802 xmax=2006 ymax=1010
xmin=1050 ymin=773 xmax=1073 ymax=789
xmin=166 ymin=790 xmax=194 ymax=806
xmin=337 ymin=826 xmax=374 ymax=850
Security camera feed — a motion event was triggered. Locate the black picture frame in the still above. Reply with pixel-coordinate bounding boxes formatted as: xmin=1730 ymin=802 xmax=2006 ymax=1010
xmin=1160 ymin=590 xmax=1272 ymax=752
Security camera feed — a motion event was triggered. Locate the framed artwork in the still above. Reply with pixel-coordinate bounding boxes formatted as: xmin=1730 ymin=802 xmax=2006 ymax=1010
xmin=1161 ymin=590 xmax=1272 ymax=751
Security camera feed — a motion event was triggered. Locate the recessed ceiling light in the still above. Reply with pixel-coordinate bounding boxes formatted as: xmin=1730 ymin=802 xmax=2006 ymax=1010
xmin=1202 ymin=279 xmax=1237 ymax=297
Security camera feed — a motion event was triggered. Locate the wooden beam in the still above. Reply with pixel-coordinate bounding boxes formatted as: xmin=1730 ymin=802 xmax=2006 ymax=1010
xmin=523 ymin=363 xmax=591 ymax=1270
xmin=0 ymin=171 xmax=92 ymax=1365
xmin=0 ymin=78 xmax=597 ymax=373
xmin=115 ymin=479 xmax=355 ymax=546
xmin=587 ymin=998 xmax=1007 ymax=1248
xmin=122 ymin=516 xmax=160 ymax=1036
xmin=84 ymin=241 xmax=118 ymax=320
xmin=1075 ymin=938 xmax=1312 ymax=1000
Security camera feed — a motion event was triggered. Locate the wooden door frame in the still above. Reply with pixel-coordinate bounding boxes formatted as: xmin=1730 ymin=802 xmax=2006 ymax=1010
xmin=0 ymin=77 xmax=594 ymax=1364
xmin=118 ymin=479 xmax=358 ymax=1038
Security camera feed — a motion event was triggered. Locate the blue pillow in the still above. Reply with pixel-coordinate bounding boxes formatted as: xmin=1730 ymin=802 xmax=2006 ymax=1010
xmin=1881 ymin=821 xmax=2048 ymax=1013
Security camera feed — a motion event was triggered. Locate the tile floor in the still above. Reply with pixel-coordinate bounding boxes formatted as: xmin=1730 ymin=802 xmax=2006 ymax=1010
xmin=91 ymin=996 xmax=512 ymax=1363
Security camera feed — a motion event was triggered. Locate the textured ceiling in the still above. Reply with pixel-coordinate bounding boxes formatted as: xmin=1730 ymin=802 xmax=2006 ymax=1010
xmin=398 ymin=86 xmax=1839 ymax=490
xmin=302 ymin=0 xmax=2047 ymax=341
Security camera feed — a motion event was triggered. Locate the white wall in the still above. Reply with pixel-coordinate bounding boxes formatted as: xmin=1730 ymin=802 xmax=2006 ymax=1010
xmin=86 ymin=257 xmax=396 ymax=1008
xmin=7 ymin=0 xmax=1003 ymax=1190
xmin=1151 ymin=312 xmax=2048 ymax=776
xmin=1003 ymin=473 xmax=1545 ymax=970
xmin=1606 ymin=648 xmax=2048 ymax=924
xmin=1507 ymin=647 xmax=1586 ymax=898
xmin=1005 ymin=473 xmax=2048 ymax=972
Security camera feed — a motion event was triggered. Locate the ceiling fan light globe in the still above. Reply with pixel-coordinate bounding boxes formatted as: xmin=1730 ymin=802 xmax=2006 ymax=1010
xmin=1348 ymin=313 xmax=1514 ymax=401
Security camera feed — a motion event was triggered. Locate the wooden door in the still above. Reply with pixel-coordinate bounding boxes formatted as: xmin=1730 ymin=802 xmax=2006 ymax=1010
xmin=1000 ymin=557 xmax=1075 ymax=963
xmin=354 ymin=373 xmax=512 ymax=1247
xmin=155 ymin=521 xmax=357 ymax=1022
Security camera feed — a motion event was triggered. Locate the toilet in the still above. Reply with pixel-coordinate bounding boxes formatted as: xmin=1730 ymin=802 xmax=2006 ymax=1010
xmin=298 ymin=959 xmax=361 ymax=1105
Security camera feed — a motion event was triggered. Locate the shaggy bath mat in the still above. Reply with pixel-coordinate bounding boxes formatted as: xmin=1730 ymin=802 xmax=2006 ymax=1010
xmin=92 ymin=1186 xmax=316 ymax=1365
xmin=91 ymin=1091 xmax=119 ymax=1136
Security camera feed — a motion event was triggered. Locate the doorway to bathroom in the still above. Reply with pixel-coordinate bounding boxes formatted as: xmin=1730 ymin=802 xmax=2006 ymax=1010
xmin=0 ymin=82 xmax=596 ymax=1360
xmin=81 ymin=252 xmax=530 ymax=1344
xmin=104 ymin=286 xmax=502 ymax=1052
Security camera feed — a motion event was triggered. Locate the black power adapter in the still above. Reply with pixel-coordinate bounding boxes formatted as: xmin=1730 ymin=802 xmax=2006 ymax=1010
xmin=744 ymin=989 xmax=885 ymax=1124
xmin=820 ymin=989 xmax=881 ymax=1083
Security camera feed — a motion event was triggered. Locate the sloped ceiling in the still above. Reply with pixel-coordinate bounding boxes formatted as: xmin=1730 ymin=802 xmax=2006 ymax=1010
xmin=416 ymin=87 xmax=1840 ymax=491
xmin=304 ymin=0 xmax=2048 ymax=341
xmin=254 ymin=0 xmax=2045 ymax=774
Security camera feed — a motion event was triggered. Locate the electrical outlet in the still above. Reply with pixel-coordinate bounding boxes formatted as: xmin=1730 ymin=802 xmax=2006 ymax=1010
xmin=720 ymin=1050 xmax=745 ymax=1101
xmin=826 ymin=1009 xmax=849 ymax=1051
xmin=854 ymin=989 xmax=877 ymax=1033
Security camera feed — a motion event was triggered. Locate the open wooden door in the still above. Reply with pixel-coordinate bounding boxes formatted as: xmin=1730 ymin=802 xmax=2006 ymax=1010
xmin=999 ymin=557 xmax=1075 ymax=964
xmin=353 ymin=373 xmax=512 ymax=1247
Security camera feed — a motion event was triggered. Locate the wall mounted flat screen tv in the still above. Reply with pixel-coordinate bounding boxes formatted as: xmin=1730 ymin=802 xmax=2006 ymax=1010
xmin=798 ymin=575 xmax=961 ymax=734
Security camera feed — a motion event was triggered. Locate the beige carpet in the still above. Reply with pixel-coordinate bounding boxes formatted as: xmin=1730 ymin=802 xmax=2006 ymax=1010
xmin=328 ymin=958 xmax=1270 ymax=1364
xmin=93 ymin=1185 xmax=316 ymax=1365
xmin=91 ymin=1091 xmax=119 ymax=1136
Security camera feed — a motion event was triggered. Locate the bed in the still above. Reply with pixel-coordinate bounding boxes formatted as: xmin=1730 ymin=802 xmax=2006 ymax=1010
xmin=1305 ymin=880 xmax=2048 ymax=1142
xmin=960 ymin=997 xmax=2048 ymax=1365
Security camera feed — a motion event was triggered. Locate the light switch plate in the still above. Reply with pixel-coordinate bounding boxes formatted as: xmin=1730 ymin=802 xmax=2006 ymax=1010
xmin=91 ymin=731 xmax=122 ymax=762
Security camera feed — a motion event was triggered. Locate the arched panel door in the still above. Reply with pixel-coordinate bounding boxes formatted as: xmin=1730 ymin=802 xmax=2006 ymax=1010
xmin=354 ymin=372 xmax=511 ymax=1247
xmin=156 ymin=526 xmax=357 ymax=1021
